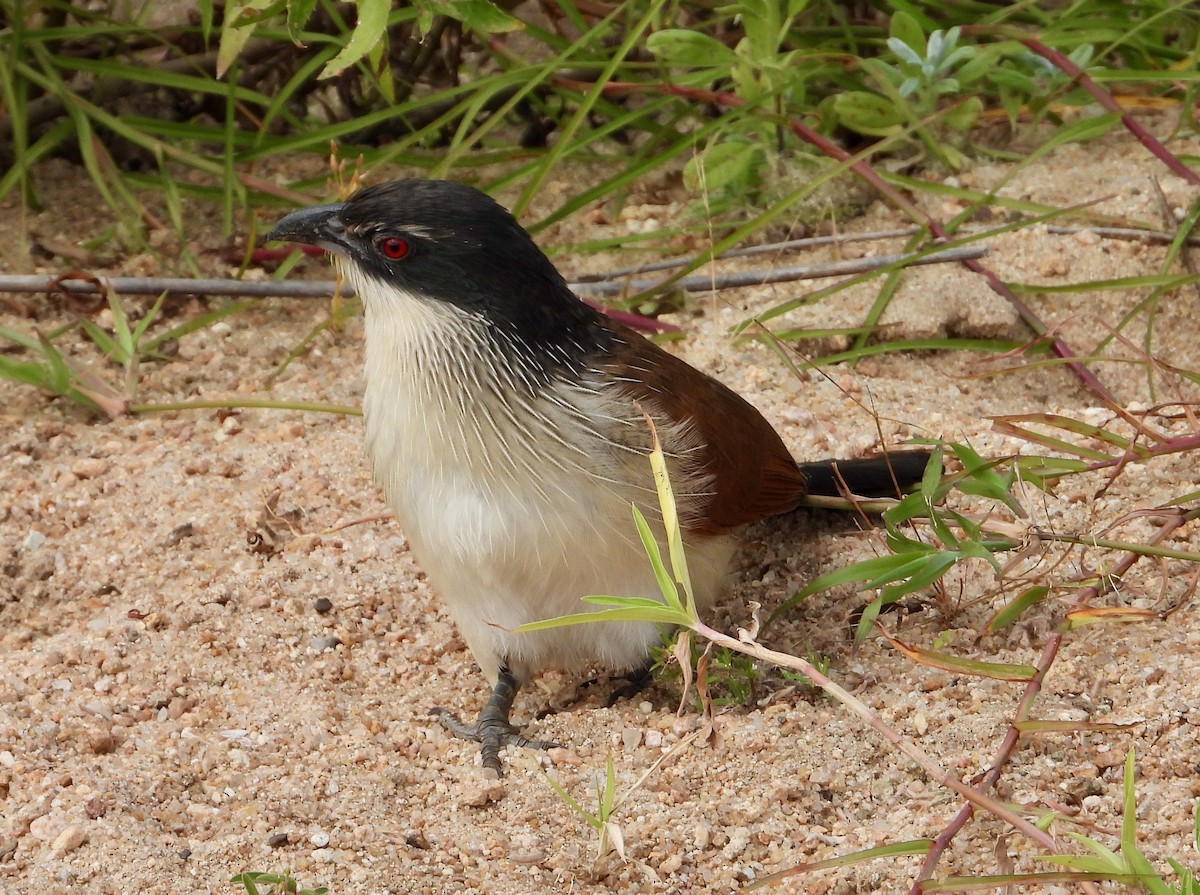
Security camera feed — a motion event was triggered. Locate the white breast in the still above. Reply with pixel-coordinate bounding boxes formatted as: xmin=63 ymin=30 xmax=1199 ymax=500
xmin=352 ymin=270 xmax=733 ymax=685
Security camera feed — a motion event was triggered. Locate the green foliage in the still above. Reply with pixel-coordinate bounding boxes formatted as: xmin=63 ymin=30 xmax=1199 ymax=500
xmin=932 ymin=750 xmax=1200 ymax=893
xmin=653 ymin=639 xmax=762 ymax=705
xmin=231 ymin=870 xmax=328 ymax=895
xmin=2 ymin=0 xmax=1196 ymax=238
xmin=0 ymin=291 xmax=250 ymax=416
xmin=541 ymin=755 xmax=625 ymax=861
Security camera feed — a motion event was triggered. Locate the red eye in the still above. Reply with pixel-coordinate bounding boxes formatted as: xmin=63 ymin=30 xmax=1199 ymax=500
xmin=378 ymin=236 xmax=409 ymax=260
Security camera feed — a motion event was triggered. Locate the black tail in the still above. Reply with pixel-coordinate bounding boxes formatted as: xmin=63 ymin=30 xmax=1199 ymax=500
xmin=799 ymin=451 xmax=931 ymax=499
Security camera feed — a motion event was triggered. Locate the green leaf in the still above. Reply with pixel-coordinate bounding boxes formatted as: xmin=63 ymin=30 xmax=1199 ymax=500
xmin=144 ymin=301 xmax=252 ymax=353
xmin=888 ymin=11 xmax=926 ymax=58
xmin=515 ymin=603 xmax=688 ymax=632
xmin=684 ymin=140 xmax=762 ymax=194
xmin=829 ymin=91 xmax=904 ymax=137
xmin=884 ymin=640 xmax=1037 ymax=681
xmin=648 ymin=436 xmax=693 ymax=612
xmin=217 ymin=0 xmax=275 ymax=78
xmin=0 ymin=324 xmax=43 ymax=353
xmin=632 ymin=504 xmax=680 ymax=611
xmin=985 ymin=586 xmax=1050 ymax=633
xmin=320 ymin=0 xmax=391 ymax=79
xmin=414 ymin=0 xmax=523 ymax=34
xmin=286 ymin=0 xmax=320 ymax=41
xmin=942 ymin=96 xmax=982 ymax=132
xmin=37 ymin=330 xmax=72 ymax=395
xmin=78 ymin=317 xmax=125 ymax=363
xmin=646 ymin=29 xmax=737 ymax=68
xmin=0 ymin=354 xmax=53 ymax=390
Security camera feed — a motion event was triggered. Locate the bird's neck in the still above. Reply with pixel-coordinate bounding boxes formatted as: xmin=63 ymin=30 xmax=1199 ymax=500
xmin=346 ymin=261 xmax=612 ymax=393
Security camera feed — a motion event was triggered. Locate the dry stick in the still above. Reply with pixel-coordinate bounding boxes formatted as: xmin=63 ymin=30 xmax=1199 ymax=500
xmin=909 ymin=507 xmax=1196 ymax=895
xmin=573 ymin=228 xmax=925 ymax=281
xmin=689 ymin=620 xmax=1059 ymax=853
xmin=572 ymin=78 xmax=1119 ymax=405
xmin=581 ymin=224 xmax=1200 ymax=284
xmin=0 ymin=247 xmax=984 ymax=300
xmin=573 ymin=245 xmax=987 ymax=296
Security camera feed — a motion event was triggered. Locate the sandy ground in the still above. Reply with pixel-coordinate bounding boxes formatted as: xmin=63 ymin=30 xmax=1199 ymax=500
xmin=2 ymin=122 xmax=1200 ymax=895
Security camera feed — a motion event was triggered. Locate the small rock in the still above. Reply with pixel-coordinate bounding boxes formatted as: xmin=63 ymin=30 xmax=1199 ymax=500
xmin=463 ymin=781 xmax=506 ymax=807
xmin=84 ymin=798 xmax=107 ymax=819
xmin=309 ymin=831 xmax=330 ymax=848
xmin=405 ymin=830 xmax=430 ymax=850
xmin=314 ymin=597 xmax=334 ymax=614
xmin=621 ymin=727 xmax=642 ymax=750
xmin=1095 ymin=749 xmax=1124 ymax=769
xmin=547 ymin=747 xmax=581 ymax=766
xmin=29 ymin=813 xmax=62 ymax=842
xmin=71 ymin=458 xmax=110 ymax=479
xmin=50 ymin=825 xmax=87 ymax=856
xmin=267 ymin=832 xmax=289 ymax=848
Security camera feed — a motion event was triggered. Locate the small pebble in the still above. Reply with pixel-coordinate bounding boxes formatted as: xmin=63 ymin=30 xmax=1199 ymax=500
xmin=309 ymin=831 xmax=330 ymax=848
xmin=71 ymin=457 xmax=110 ymax=479
xmin=50 ymin=825 xmax=87 ymax=856
xmin=267 ymin=832 xmax=289 ymax=848
xmin=463 ymin=781 xmax=506 ymax=807
xmin=314 ymin=597 xmax=334 ymax=614
xmin=89 ymin=731 xmax=116 ymax=755
xmin=547 ymin=747 xmax=581 ymax=766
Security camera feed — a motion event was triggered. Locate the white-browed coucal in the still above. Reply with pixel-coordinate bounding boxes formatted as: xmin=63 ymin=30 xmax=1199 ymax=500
xmin=268 ymin=179 xmax=926 ymax=773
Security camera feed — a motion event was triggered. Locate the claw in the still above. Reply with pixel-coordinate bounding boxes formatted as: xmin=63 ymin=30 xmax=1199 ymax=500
xmin=431 ymin=667 xmax=559 ymax=774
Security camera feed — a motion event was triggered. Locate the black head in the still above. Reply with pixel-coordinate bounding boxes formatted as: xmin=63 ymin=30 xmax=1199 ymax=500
xmin=268 ymin=179 xmax=608 ymax=363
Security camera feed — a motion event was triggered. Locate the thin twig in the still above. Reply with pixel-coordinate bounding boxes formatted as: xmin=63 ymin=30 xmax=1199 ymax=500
xmin=690 ymin=620 xmax=1059 ymax=852
xmin=1018 ymin=38 xmax=1200 ymax=187
xmin=908 ymin=508 xmax=1197 ymax=892
xmin=0 ymin=274 xmax=677 ymax=334
xmin=566 ymin=77 xmax=1119 ymax=405
xmin=571 ymin=228 xmax=925 ymax=281
xmin=573 ymin=245 xmax=987 ymax=296
xmin=574 ymin=224 xmax=1200 ymax=285
xmin=0 ymin=246 xmax=986 ymax=304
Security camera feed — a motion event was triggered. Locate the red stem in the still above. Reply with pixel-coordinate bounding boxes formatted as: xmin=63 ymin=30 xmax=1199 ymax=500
xmin=564 ymin=77 xmax=1118 ymax=404
xmin=1019 ymin=38 xmax=1200 ymax=187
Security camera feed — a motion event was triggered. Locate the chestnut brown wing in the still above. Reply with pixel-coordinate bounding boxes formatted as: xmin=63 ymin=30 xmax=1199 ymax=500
xmin=602 ymin=328 xmax=808 ymax=534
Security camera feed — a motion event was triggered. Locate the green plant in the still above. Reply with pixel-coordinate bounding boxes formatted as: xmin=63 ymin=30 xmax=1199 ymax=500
xmin=231 ymin=870 xmax=328 ymax=895
xmin=542 ymin=755 xmax=625 ymax=862
xmin=0 ymin=290 xmax=250 ymax=416
xmin=652 ymin=639 xmax=760 ymax=706
xmin=927 ymin=750 xmax=1200 ymax=892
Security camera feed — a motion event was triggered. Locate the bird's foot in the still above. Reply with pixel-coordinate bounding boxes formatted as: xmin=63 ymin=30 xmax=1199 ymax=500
xmin=605 ymin=663 xmax=653 ymax=708
xmin=430 ymin=707 xmax=559 ymax=774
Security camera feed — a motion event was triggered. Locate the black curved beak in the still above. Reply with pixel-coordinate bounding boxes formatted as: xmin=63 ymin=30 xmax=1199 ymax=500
xmin=267 ymin=203 xmax=351 ymax=255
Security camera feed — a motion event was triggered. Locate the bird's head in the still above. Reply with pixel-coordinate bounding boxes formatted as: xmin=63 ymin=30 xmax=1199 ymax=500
xmin=268 ymin=180 xmax=603 ymax=360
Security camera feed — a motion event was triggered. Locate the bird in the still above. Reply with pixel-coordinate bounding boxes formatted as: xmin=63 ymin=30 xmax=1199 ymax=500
xmin=268 ymin=179 xmax=927 ymax=774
